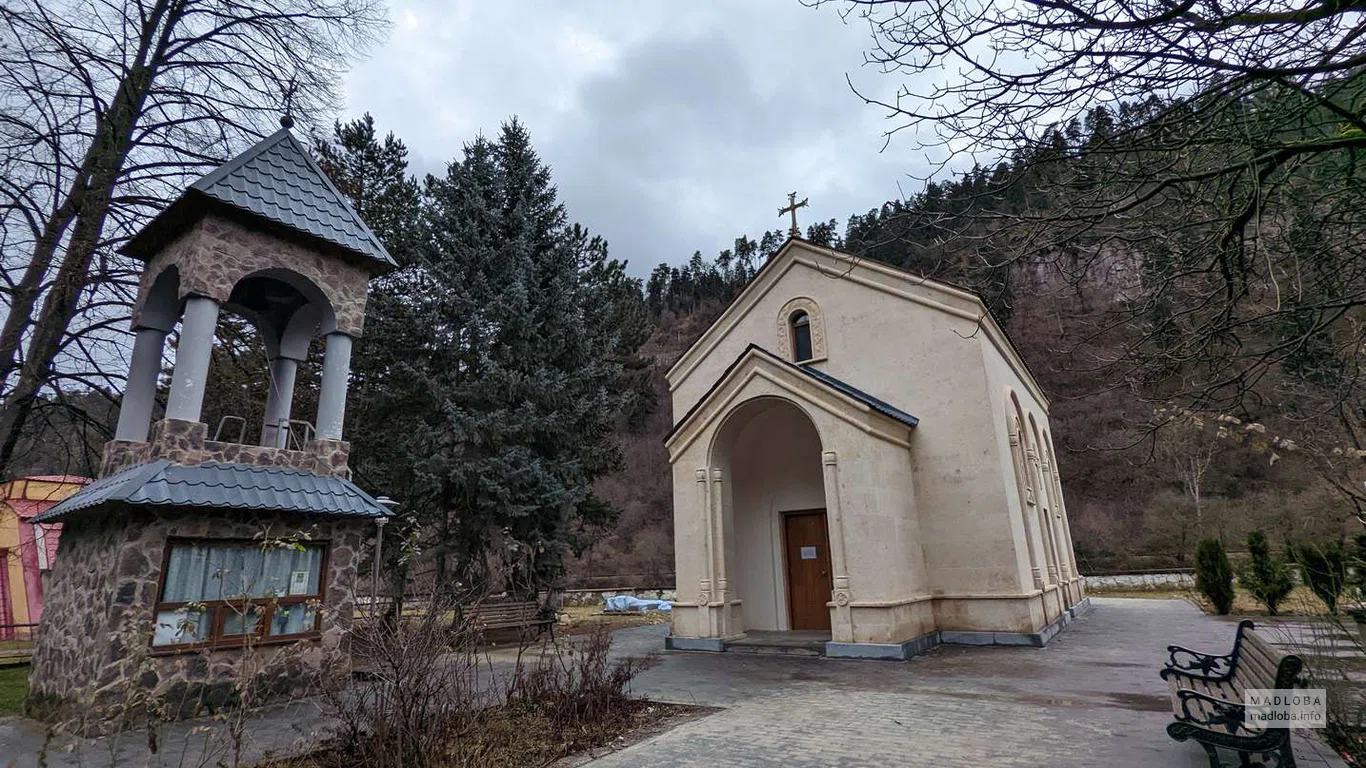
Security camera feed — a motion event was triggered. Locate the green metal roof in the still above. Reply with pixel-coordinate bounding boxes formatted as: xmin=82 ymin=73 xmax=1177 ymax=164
xmin=122 ymin=128 xmax=395 ymax=271
xmin=33 ymin=460 xmax=393 ymax=522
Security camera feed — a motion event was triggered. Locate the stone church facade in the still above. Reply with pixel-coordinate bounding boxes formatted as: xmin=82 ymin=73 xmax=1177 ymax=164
xmin=665 ymin=239 xmax=1087 ymax=659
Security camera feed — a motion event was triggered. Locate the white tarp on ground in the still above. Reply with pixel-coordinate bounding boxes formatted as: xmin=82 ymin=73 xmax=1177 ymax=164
xmin=604 ymin=595 xmax=672 ymax=613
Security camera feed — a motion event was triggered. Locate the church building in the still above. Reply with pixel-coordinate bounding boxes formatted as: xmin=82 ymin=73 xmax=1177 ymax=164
xmin=665 ymin=237 xmax=1088 ymax=659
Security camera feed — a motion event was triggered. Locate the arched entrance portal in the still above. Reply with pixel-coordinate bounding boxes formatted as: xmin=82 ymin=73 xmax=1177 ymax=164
xmin=711 ymin=397 xmax=830 ymax=633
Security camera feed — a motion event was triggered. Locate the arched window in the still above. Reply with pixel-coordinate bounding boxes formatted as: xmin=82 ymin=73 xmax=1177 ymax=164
xmin=776 ymin=297 xmax=826 ymax=362
xmin=790 ymin=311 xmax=813 ymax=362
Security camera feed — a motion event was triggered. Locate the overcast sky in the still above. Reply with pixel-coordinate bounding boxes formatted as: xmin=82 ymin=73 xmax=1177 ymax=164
xmin=341 ymin=1 xmax=944 ymax=277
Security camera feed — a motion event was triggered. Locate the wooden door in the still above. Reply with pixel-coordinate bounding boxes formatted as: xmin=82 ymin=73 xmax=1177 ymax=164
xmin=783 ymin=511 xmax=832 ymax=631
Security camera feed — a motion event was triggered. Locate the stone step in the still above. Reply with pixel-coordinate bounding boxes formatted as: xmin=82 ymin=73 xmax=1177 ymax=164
xmin=725 ymin=642 xmax=824 ymax=658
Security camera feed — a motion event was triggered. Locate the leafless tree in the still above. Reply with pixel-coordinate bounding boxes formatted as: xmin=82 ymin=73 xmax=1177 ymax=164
xmin=1155 ymin=412 xmax=1225 ymax=550
xmin=821 ymin=0 xmax=1366 ymax=473
xmin=0 ymin=0 xmax=388 ymax=476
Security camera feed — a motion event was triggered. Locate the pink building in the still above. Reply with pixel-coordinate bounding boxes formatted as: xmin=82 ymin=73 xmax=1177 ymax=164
xmin=0 ymin=475 xmax=89 ymax=638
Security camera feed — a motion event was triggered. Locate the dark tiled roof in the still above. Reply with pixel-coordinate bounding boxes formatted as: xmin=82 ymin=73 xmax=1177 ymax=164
xmin=123 ymin=129 xmax=395 ymax=270
xmin=796 ymin=361 xmax=920 ymax=428
xmin=33 ymin=460 xmax=394 ymax=523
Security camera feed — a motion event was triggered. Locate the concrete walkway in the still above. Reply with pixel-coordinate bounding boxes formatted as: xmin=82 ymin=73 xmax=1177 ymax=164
xmin=589 ymin=598 xmax=1348 ymax=767
xmin=0 ymin=598 xmax=1351 ymax=767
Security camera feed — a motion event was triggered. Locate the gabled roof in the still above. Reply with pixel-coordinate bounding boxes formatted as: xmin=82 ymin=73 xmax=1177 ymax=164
xmin=34 ymin=460 xmax=393 ymax=523
xmin=666 ymin=344 xmax=918 ymax=457
xmin=665 ymin=237 xmax=1050 ymax=411
xmin=122 ymin=128 xmax=395 ymax=271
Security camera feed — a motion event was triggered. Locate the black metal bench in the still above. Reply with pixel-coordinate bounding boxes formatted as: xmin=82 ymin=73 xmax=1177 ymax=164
xmin=1161 ymin=619 xmax=1304 ymax=767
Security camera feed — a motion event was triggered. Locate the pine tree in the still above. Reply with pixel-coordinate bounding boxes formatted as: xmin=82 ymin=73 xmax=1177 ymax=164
xmin=1239 ymin=531 xmax=1293 ymax=616
xmin=314 ymin=113 xmax=424 ymax=263
xmin=312 ymin=114 xmax=426 ymax=609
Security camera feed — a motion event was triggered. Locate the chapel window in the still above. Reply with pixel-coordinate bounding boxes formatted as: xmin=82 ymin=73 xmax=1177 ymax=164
xmin=152 ymin=539 xmax=327 ymax=649
xmin=791 ymin=311 xmax=813 ymax=362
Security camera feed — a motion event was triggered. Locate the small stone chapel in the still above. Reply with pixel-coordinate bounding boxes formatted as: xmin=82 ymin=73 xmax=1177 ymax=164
xmin=666 ymin=237 xmax=1088 ymax=659
xmin=26 ymin=119 xmax=394 ymax=726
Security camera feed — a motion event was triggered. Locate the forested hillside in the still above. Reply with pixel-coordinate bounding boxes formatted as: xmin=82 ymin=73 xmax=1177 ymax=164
xmin=6 ymin=81 xmax=1360 ymax=584
xmin=573 ymin=88 xmax=1363 ymax=581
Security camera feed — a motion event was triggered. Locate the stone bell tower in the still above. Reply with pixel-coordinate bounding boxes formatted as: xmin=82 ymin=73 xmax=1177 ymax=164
xmin=101 ymin=116 xmax=395 ymax=477
xmin=26 ymin=119 xmax=396 ymax=729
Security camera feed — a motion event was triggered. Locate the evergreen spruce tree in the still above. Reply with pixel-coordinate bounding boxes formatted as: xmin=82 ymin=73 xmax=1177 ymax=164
xmin=1195 ymin=539 xmax=1235 ymax=615
xmin=312 ymin=114 xmax=426 ymax=608
xmin=1292 ymin=540 xmax=1347 ymax=615
xmin=371 ymin=119 xmax=643 ymax=595
xmin=1239 ymin=531 xmax=1293 ymax=616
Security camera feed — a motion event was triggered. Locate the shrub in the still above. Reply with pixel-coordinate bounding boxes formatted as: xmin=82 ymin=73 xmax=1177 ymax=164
xmin=318 ymin=592 xmax=656 ymax=768
xmin=1348 ymin=533 xmax=1366 ymax=603
xmin=322 ymin=592 xmax=484 ymax=768
xmin=1195 ymin=538 xmax=1235 ymax=615
xmin=1293 ymin=540 xmax=1347 ymax=615
xmin=1239 ymin=531 xmax=1294 ymax=615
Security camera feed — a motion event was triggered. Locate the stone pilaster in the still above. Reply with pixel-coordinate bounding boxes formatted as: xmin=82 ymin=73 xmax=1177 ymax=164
xmin=821 ymin=450 xmax=854 ymax=642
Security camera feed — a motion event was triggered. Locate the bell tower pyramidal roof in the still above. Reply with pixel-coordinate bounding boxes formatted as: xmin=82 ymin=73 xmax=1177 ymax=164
xmin=123 ymin=124 xmax=395 ymax=271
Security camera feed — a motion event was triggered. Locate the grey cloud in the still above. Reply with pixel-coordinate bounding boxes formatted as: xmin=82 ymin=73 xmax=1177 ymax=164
xmin=343 ymin=1 xmax=928 ymax=275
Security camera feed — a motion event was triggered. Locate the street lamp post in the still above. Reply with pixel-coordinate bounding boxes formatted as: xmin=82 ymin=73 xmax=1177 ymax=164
xmin=372 ymin=497 xmax=398 ymax=619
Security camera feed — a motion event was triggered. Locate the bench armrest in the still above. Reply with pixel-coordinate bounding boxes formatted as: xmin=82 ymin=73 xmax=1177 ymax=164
xmin=1163 ymin=644 xmax=1236 ymax=681
xmin=1175 ymin=689 xmax=1255 ymax=735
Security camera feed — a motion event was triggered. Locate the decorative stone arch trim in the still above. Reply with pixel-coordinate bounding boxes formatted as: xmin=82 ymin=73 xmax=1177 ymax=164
xmin=1006 ymin=388 xmax=1045 ymax=589
xmin=136 ymin=215 xmax=371 ymax=336
xmin=776 ymin=296 xmax=827 ymax=363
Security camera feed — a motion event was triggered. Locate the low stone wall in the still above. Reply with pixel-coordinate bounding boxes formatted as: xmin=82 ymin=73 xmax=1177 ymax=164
xmin=1083 ymin=572 xmax=1194 ymax=590
xmin=27 ymin=505 xmax=368 ymax=733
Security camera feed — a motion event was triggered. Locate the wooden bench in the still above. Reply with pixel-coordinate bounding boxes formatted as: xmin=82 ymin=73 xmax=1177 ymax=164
xmin=464 ymin=599 xmax=554 ymax=643
xmin=1161 ymin=619 xmax=1305 ymax=768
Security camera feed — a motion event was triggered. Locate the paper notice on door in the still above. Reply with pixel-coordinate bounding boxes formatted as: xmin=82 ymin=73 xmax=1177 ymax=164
xmin=800 ymin=546 xmax=818 ymax=560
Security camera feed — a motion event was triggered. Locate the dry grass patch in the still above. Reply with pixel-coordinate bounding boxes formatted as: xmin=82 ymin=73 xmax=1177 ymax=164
xmin=1091 ymin=585 xmax=1335 ymax=615
xmin=556 ymin=606 xmax=669 ymax=636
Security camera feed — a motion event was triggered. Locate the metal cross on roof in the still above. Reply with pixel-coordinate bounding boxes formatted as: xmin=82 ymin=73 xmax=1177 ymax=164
xmin=779 ymin=191 xmax=809 ymax=238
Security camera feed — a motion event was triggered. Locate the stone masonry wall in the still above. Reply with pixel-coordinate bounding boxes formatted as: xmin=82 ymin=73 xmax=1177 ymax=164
xmin=100 ymin=419 xmax=350 ymax=478
xmin=134 ymin=215 xmax=372 ymax=336
xmin=27 ymin=505 xmax=369 ymax=732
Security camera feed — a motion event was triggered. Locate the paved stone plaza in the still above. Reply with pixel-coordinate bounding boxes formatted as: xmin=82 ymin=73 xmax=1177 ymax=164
xmin=590 ymin=597 xmax=1347 ymax=767
xmin=0 ymin=597 xmax=1350 ymax=767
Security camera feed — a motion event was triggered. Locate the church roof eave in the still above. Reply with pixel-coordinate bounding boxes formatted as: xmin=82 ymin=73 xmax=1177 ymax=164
xmin=664 ymin=344 xmax=918 ymax=461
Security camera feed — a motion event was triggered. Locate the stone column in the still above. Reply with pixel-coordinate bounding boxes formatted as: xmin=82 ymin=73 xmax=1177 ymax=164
xmin=315 ymin=332 xmax=353 ymax=441
xmin=165 ymin=296 xmax=220 ymax=423
xmin=1051 ymin=461 xmax=1079 ymax=583
xmin=114 ymin=326 xmax=168 ymax=442
xmin=821 ymin=450 xmax=854 ymax=642
xmin=1027 ymin=448 xmax=1060 ymax=585
xmin=1009 ymin=429 xmax=1045 ymax=590
xmin=1042 ymin=458 xmax=1071 ymax=581
xmin=261 ymin=356 xmax=301 ymax=448
xmin=695 ymin=468 xmax=713 ymax=633
xmin=709 ymin=468 xmax=729 ymax=634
